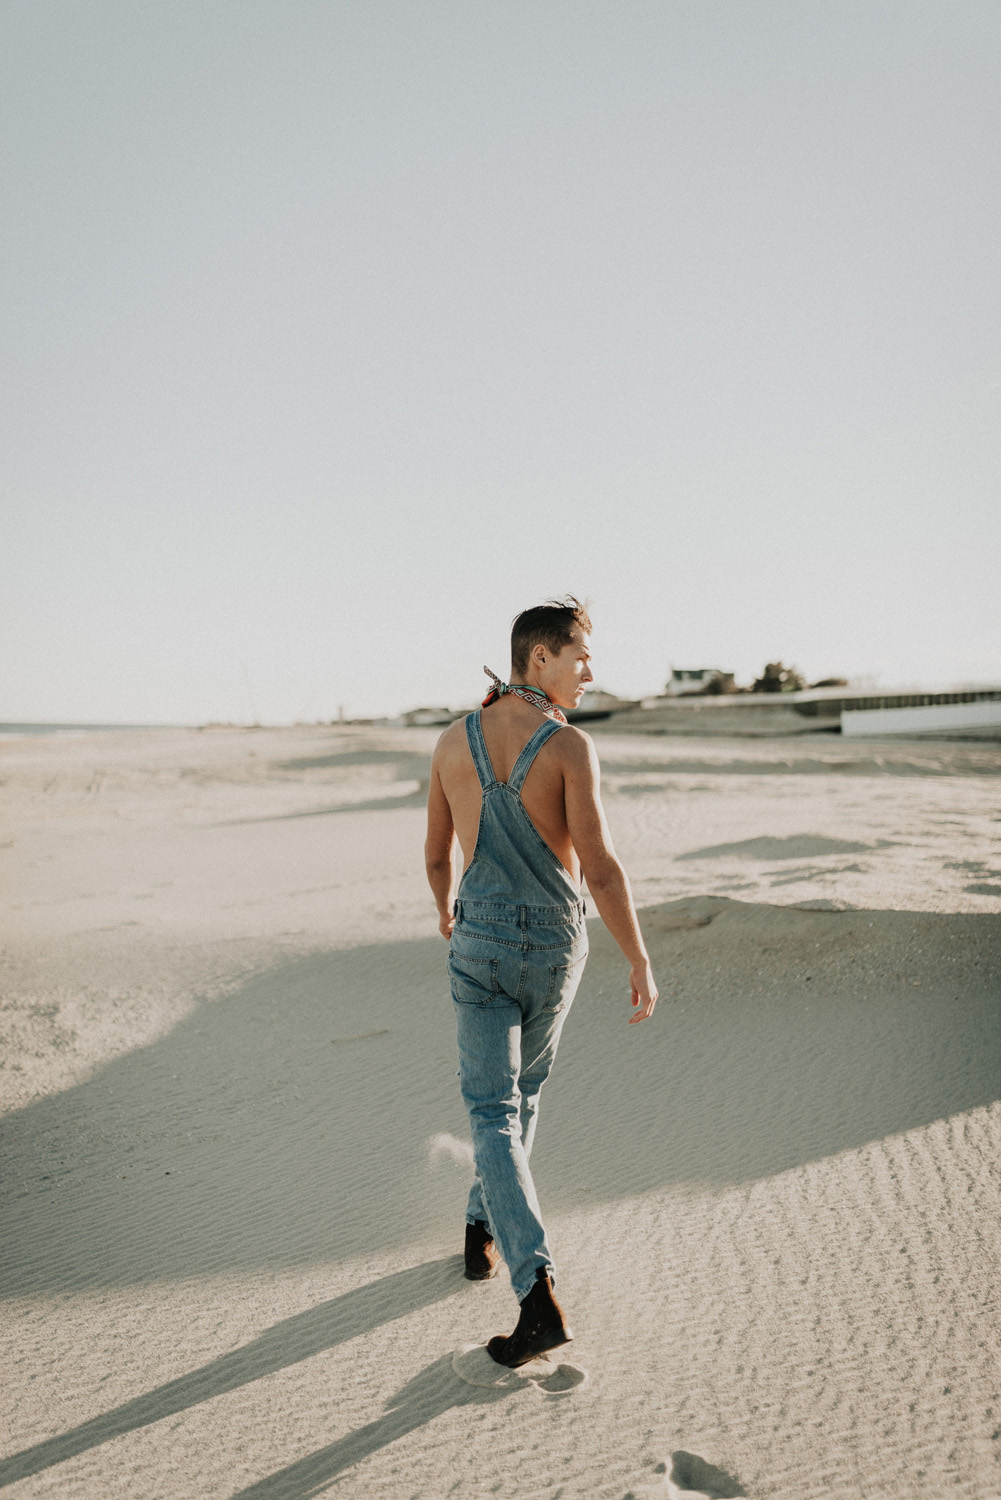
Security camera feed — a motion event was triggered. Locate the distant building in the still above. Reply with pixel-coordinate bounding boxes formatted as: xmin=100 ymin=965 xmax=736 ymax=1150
xmin=665 ymin=668 xmax=734 ymax=696
xmin=567 ymin=688 xmax=639 ymax=722
xmin=400 ymin=706 xmax=459 ymax=726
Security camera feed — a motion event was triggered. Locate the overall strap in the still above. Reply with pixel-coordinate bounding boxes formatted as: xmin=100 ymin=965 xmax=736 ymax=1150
xmin=464 ymin=710 xmax=496 ymax=790
xmin=507 ymin=718 xmax=564 ymax=794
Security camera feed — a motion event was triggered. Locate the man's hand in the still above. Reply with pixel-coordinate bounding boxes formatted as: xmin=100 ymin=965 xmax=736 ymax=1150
xmin=439 ymin=910 xmax=455 ymax=941
xmin=628 ymin=960 xmax=658 ymax=1023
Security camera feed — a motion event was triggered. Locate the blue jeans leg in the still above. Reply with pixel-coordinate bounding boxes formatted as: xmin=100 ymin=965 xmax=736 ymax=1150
xmin=454 ymin=996 xmax=569 ymax=1302
xmin=463 ymin=1001 xmax=568 ymax=1232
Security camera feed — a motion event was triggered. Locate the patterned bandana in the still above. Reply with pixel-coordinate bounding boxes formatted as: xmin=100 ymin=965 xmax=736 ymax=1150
xmin=481 ymin=666 xmax=568 ymax=725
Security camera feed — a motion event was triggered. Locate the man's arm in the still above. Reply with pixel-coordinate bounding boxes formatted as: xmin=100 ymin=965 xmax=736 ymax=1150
xmin=425 ymin=751 xmax=457 ymax=940
xmin=563 ymin=730 xmax=658 ymax=1023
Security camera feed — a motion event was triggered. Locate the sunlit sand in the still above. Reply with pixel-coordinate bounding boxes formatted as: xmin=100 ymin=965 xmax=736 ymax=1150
xmin=2 ymin=724 xmax=999 ymax=1498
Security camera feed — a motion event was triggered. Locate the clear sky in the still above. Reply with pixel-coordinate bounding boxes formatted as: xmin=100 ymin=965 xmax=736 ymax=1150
xmin=3 ymin=1 xmax=999 ymax=723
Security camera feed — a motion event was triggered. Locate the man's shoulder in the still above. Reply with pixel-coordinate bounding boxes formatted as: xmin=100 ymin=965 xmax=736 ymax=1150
xmin=433 ymin=715 xmax=471 ymax=761
xmin=555 ymin=722 xmax=597 ymax=767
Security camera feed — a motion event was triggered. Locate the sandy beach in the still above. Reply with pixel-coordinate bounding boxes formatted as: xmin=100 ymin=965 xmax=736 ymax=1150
xmin=2 ymin=722 xmax=999 ymax=1500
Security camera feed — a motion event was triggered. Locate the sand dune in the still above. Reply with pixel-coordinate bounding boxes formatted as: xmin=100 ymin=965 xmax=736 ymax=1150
xmin=1 ymin=726 xmax=999 ymax=1498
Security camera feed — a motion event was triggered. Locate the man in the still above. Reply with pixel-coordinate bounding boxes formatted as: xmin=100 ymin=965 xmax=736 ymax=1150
xmin=424 ymin=597 xmax=658 ymax=1368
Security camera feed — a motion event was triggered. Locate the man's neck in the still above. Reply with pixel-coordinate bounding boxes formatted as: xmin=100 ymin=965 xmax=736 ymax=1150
xmin=497 ymin=678 xmax=567 ymax=723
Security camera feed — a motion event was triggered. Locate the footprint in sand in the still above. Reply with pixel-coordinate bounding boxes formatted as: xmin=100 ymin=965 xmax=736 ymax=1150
xmin=624 ymin=1449 xmax=745 ymax=1499
xmin=451 ymin=1343 xmax=587 ymax=1394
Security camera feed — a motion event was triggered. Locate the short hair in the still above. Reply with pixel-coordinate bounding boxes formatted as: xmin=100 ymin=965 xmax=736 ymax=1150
xmin=510 ymin=596 xmax=592 ymax=676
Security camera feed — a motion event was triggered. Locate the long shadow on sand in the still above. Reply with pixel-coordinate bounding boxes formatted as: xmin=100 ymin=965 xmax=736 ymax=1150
xmin=2 ymin=900 xmax=999 ymax=1298
xmin=0 ymin=1259 xmax=461 ymax=1488
xmin=225 ymin=1352 xmax=506 ymax=1500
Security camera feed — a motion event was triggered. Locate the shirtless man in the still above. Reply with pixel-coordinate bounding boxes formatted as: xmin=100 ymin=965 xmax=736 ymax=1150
xmin=424 ymin=597 xmax=658 ymax=1367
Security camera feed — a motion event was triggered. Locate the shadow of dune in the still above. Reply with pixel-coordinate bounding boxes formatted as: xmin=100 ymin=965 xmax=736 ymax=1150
xmin=2 ymin=901 xmax=999 ymax=1298
xmin=536 ymin=899 xmax=1001 ymax=1202
xmin=677 ymin=833 xmax=887 ymax=861
xmin=1 ymin=937 xmax=468 ymax=1296
xmin=224 ymin=784 xmax=429 ymax=822
xmin=594 ymin=746 xmax=1001 ymax=778
xmin=216 ymin=747 xmax=433 ymax=824
xmin=271 ymin=750 xmax=429 ymax=772
xmin=217 ymin=744 xmax=432 ymax=828
xmin=0 ymin=1259 xmax=460 ymax=1488
xmin=602 ymin=755 xmax=864 ymax=778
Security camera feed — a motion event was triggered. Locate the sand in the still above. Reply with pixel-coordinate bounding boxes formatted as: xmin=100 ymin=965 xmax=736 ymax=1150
xmin=1 ymin=723 xmax=999 ymax=1499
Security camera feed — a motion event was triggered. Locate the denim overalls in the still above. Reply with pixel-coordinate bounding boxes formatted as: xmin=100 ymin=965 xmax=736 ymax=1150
xmin=448 ymin=708 xmax=588 ymax=1301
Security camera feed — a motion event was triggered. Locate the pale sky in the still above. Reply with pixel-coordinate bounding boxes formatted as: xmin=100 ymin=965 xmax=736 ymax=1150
xmin=3 ymin=1 xmax=999 ymax=723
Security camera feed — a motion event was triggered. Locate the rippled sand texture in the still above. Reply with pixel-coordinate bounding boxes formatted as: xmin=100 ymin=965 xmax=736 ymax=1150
xmin=2 ymin=725 xmax=999 ymax=1499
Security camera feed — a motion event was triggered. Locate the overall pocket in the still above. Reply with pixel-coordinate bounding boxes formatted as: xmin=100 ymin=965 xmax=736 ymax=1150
xmin=447 ymin=949 xmax=501 ymax=1006
xmin=544 ymin=949 xmax=588 ymax=1012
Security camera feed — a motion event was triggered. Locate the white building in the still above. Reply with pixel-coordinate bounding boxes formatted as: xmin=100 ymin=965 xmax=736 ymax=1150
xmin=664 ymin=668 xmax=731 ymax=696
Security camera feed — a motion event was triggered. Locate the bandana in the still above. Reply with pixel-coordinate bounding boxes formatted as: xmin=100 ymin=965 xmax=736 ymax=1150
xmin=481 ymin=666 xmax=568 ymax=725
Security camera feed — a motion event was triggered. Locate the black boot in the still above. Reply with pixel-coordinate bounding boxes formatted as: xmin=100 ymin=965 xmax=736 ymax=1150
xmin=486 ymin=1268 xmax=573 ymax=1367
xmin=464 ymin=1220 xmax=500 ymax=1281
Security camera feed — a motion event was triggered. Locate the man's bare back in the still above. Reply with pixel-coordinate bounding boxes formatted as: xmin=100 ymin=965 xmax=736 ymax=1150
xmin=434 ymin=695 xmax=586 ymax=884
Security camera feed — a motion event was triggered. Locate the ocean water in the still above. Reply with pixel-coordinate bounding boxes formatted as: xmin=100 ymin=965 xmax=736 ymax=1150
xmin=0 ymin=723 xmax=160 ymax=739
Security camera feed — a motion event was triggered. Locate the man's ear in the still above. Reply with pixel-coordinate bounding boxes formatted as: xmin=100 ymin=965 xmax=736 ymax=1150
xmin=529 ymin=641 xmax=548 ymax=670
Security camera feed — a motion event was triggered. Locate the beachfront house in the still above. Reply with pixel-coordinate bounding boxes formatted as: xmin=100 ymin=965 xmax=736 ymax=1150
xmin=665 ymin=667 xmax=733 ymax=696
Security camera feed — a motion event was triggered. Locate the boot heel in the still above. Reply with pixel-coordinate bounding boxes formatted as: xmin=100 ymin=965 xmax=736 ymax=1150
xmin=487 ymin=1268 xmax=573 ymax=1367
xmin=464 ymin=1220 xmax=500 ymax=1281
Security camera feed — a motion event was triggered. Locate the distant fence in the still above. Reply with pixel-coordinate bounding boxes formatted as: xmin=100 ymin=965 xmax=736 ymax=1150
xmin=794 ymin=689 xmax=1001 ymax=719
